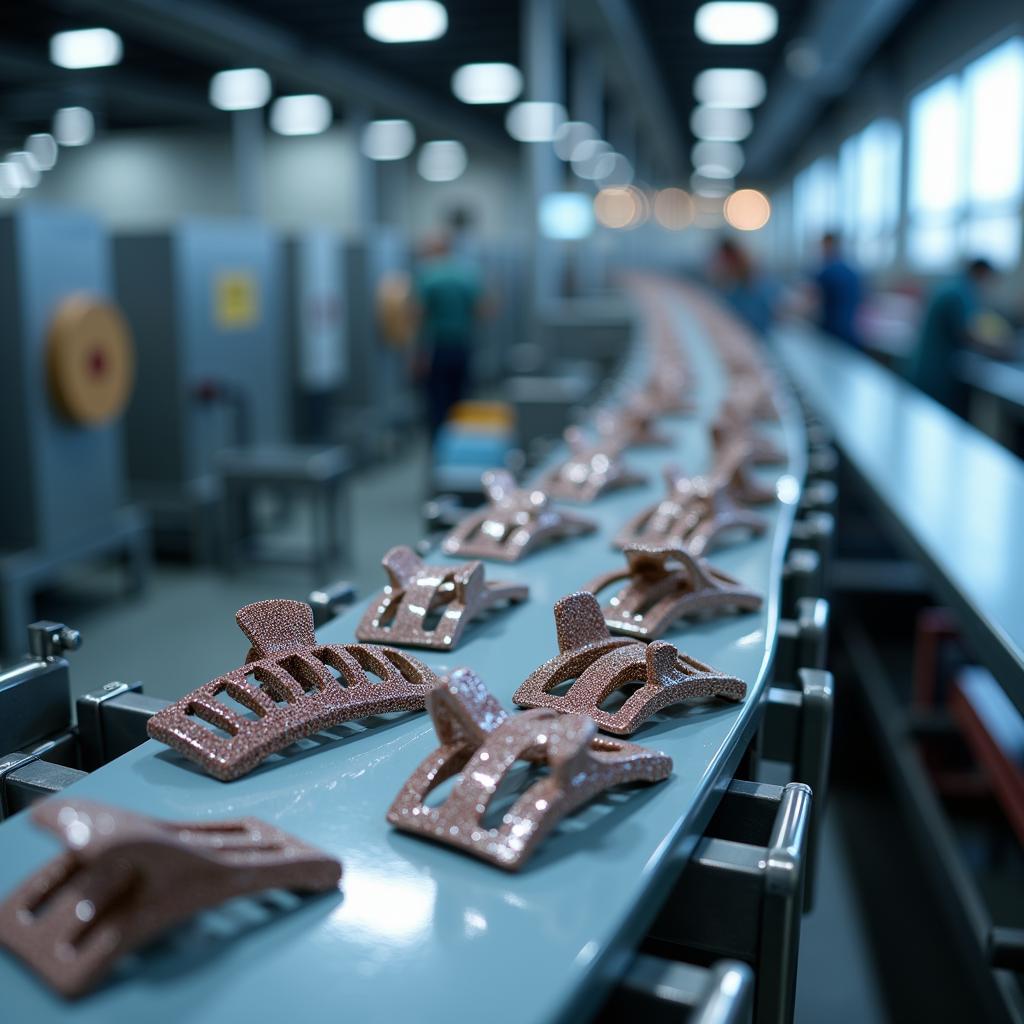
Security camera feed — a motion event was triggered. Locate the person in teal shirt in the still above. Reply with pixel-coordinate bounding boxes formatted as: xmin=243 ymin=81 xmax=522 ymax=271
xmin=907 ymin=258 xmax=995 ymax=409
xmin=413 ymin=232 xmax=485 ymax=439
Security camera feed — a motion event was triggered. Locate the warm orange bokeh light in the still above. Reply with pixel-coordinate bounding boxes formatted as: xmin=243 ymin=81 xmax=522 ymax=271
xmin=594 ymin=186 xmax=642 ymax=229
xmin=723 ymin=188 xmax=771 ymax=231
xmin=653 ymin=188 xmax=695 ymax=230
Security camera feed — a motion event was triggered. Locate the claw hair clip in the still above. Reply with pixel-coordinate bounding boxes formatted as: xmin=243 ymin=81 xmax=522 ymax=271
xmin=539 ymin=427 xmax=647 ymax=504
xmin=441 ymin=469 xmax=596 ymax=562
xmin=614 ymin=465 xmax=767 ymax=556
xmin=0 ymin=799 xmax=340 ymax=998
xmin=595 ymin=401 xmax=672 ymax=449
xmin=512 ymin=592 xmax=746 ymax=734
xmin=387 ymin=668 xmax=671 ymax=870
xmin=583 ymin=543 xmax=762 ymax=639
xmin=148 ymin=599 xmax=438 ymax=781
xmin=356 ymin=545 xmax=528 ymax=649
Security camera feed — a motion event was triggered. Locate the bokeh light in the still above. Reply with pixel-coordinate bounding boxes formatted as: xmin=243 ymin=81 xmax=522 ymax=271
xmin=724 ymin=188 xmax=772 ymax=230
xmin=594 ymin=186 xmax=645 ymax=229
xmin=654 ymin=188 xmax=695 ymax=230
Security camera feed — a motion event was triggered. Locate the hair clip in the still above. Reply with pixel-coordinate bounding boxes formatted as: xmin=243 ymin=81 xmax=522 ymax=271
xmin=595 ymin=401 xmax=672 ymax=449
xmin=711 ymin=410 xmax=786 ymax=466
xmin=387 ymin=668 xmax=671 ymax=870
xmin=613 ymin=465 xmax=766 ymax=556
xmin=356 ymin=545 xmax=528 ymax=650
xmin=147 ymin=599 xmax=438 ymax=781
xmin=712 ymin=439 xmax=778 ymax=506
xmin=512 ymin=593 xmax=746 ymax=734
xmin=582 ymin=544 xmax=763 ymax=639
xmin=0 ymin=798 xmax=341 ymax=998
xmin=539 ymin=427 xmax=647 ymax=503
xmin=441 ymin=469 xmax=596 ymax=562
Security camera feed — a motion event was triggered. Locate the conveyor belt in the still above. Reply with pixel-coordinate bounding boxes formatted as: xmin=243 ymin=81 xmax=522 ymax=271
xmin=776 ymin=325 xmax=1024 ymax=716
xmin=0 ymin=281 xmax=806 ymax=1023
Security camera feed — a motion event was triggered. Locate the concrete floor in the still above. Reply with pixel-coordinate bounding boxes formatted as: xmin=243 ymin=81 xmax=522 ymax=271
xmin=25 ymin=439 xmax=889 ymax=1023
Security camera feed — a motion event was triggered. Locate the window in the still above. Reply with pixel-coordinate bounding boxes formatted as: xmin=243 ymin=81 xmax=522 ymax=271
xmin=793 ymin=155 xmax=837 ymax=264
xmin=839 ymin=119 xmax=902 ymax=268
xmin=907 ymin=36 xmax=1024 ymax=271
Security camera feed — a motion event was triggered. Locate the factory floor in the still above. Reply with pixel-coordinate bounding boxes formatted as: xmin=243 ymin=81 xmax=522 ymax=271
xmin=29 ymin=440 xmax=887 ymax=1024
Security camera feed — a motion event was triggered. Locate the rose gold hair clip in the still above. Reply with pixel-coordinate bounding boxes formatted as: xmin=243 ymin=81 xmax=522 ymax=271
xmin=595 ymin=401 xmax=672 ymax=449
xmin=513 ymin=592 xmax=746 ymax=734
xmin=613 ymin=465 xmax=767 ymax=556
xmin=0 ymin=798 xmax=341 ymax=998
xmin=387 ymin=668 xmax=671 ymax=870
xmin=583 ymin=543 xmax=763 ymax=640
xmin=712 ymin=411 xmax=786 ymax=466
xmin=441 ymin=469 xmax=597 ymax=563
xmin=712 ymin=439 xmax=778 ymax=506
xmin=356 ymin=545 xmax=528 ymax=650
xmin=147 ymin=599 xmax=438 ymax=781
xmin=539 ymin=426 xmax=647 ymax=504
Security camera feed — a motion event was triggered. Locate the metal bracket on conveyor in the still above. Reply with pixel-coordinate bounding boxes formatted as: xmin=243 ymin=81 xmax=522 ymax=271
xmin=648 ymin=780 xmax=813 ymax=1024
xmin=600 ymin=955 xmax=754 ymax=1024
xmin=774 ymin=597 xmax=830 ymax=685
xmin=0 ymin=750 xmax=85 ymax=822
xmin=308 ymin=580 xmax=358 ymax=628
xmin=76 ymin=681 xmax=169 ymax=772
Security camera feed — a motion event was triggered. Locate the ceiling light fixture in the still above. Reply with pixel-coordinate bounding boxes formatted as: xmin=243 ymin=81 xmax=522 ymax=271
xmin=209 ymin=68 xmax=272 ymax=111
xmin=26 ymin=133 xmax=58 ymax=171
xmin=691 ymin=105 xmax=753 ymax=142
xmin=270 ymin=95 xmax=333 ymax=136
xmin=50 ymin=27 xmax=123 ymax=69
xmin=694 ymin=68 xmax=766 ymax=108
xmin=362 ymin=119 xmax=416 ymax=160
xmin=0 ymin=163 xmax=21 ymax=200
xmin=53 ymin=106 xmax=94 ymax=147
xmin=451 ymin=62 xmax=523 ymax=104
xmin=691 ymin=140 xmax=744 ymax=177
xmin=553 ymin=121 xmax=596 ymax=161
xmin=695 ymin=3 xmax=777 ymax=45
xmin=539 ymin=192 xmax=595 ymax=240
xmin=6 ymin=152 xmax=40 ymax=190
xmin=505 ymin=101 xmax=566 ymax=143
xmin=364 ymin=1 xmax=448 ymax=43
xmin=417 ymin=139 xmax=467 ymax=181
xmin=571 ymin=138 xmax=612 ymax=179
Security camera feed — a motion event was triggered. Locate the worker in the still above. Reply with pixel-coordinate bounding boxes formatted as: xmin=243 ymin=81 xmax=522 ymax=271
xmin=907 ymin=257 xmax=996 ymax=409
xmin=814 ymin=231 xmax=863 ymax=347
xmin=412 ymin=227 xmax=485 ymax=440
xmin=711 ymin=237 xmax=778 ymax=335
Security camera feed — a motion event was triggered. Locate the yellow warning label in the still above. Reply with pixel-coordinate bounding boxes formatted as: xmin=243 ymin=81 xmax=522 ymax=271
xmin=214 ymin=271 xmax=259 ymax=329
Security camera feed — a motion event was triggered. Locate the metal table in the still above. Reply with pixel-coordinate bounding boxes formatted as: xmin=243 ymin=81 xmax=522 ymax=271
xmin=0 ymin=286 xmax=806 ymax=1023
xmin=776 ymin=324 xmax=1024 ymax=716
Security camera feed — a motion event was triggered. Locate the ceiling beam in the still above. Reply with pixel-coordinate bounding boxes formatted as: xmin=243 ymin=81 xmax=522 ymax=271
xmin=54 ymin=0 xmax=514 ymax=155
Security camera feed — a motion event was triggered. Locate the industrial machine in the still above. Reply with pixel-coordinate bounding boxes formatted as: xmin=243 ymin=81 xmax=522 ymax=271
xmin=114 ymin=220 xmax=285 ymax=558
xmin=0 ymin=204 xmax=149 ymax=657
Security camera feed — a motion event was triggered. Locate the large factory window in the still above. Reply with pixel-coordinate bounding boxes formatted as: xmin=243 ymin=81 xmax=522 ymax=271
xmin=962 ymin=36 xmax=1024 ymax=268
xmin=908 ymin=35 xmax=1024 ymax=271
xmin=839 ymin=119 xmax=902 ymax=269
xmin=907 ymin=74 xmax=961 ymax=270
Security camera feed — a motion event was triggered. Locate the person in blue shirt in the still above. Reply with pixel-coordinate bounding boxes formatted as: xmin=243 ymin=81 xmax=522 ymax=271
xmin=413 ymin=230 xmax=485 ymax=439
xmin=907 ymin=258 xmax=996 ymax=409
xmin=814 ymin=232 xmax=863 ymax=347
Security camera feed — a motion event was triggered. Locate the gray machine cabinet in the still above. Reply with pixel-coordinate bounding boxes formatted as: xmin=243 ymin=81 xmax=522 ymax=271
xmin=0 ymin=204 xmax=147 ymax=655
xmin=115 ymin=221 xmax=285 ymax=551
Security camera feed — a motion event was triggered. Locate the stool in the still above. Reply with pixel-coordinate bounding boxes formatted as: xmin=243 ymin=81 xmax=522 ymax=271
xmin=217 ymin=445 xmax=352 ymax=571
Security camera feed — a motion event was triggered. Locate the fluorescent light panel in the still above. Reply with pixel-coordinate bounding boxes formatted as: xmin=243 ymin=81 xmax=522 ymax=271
xmin=694 ymin=68 xmax=766 ymax=108
xmin=50 ymin=27 xmax=122 ymax=69
xmin=53 ymin=106 xmax=94 ymax=147
xmin=417 ymin=140 xmax=467 ymax=181
xmin=364 ymin=1 xmax=447 ymax=43
xmin=210 ymin=68 xmax=272 ymax=111
xmin=692 ymin=140 xmax=744 ymax=177
xmin=270 ymin=94 xmax=332 ymax=135
xmin=691 ymin=105 xmax=752 ymax=141
xmin=362 ymin=119 xmax=416 ymax=160
xmin=27 ymin=134 xmax=58 ymax=171
xmin=554 ymin=121 xmax=596 ymax=161
xmin=506 ymin=101 xmax=566 ymax=142
xmin=451 ymin=62 xmax=522 ymax=104
xmin=694 ymin=3 xmax=778 ymax=45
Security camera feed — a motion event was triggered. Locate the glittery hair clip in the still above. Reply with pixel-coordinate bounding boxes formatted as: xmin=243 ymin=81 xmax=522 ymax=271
xmin=613 ymin=464 xmax=767 ymax=557
xmin=712 ymin=439 xmax=778 ymax=506
xmin=441 ymin=469 xmax=596 ymax=563
xmin=711 ymin=410 xmax=786 ymax=466
xmin=0 ymin=798 xmax=341 ymax=998
xmin=539 ymin=426 xmax=648 ymax=504
xmin=512 ymin=593 xmax=747 ymax=734
xmin=147 ymin=599 xmax=438 ymax=781
xmin=595 ymin=401 xmax=672 ymax=449
xmin=582 ymin=543 xmax=763 ymax=640
xmin=356 ymin=545 xmax=528 ymax=650
xmin=387 ymin=668 xmax=671 ymax=870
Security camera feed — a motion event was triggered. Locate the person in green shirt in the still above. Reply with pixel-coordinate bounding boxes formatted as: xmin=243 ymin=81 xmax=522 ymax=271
xmin=413 ymin=232 xmax=485 ymax=439
xmin=907 ymin=257 xmax=995 ymax=409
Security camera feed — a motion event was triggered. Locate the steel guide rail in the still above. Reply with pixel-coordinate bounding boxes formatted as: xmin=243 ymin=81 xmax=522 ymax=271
xmin=0 ymin=280 xmax=807 ymax=1023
